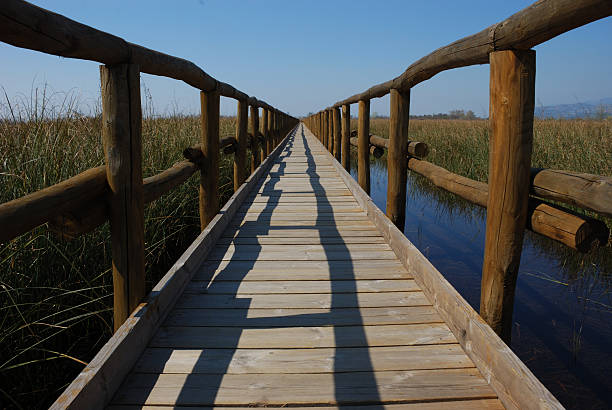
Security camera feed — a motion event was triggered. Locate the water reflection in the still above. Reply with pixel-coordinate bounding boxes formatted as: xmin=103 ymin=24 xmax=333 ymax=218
xmin=350 ymin=152 xmax=612 ymax=410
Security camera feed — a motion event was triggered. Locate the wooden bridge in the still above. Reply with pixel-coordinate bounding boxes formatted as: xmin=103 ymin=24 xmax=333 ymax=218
xmin=103 ymin=125 xmax=505 ymax=408
xmin=2 ymin=1 xmax=611 ymax=409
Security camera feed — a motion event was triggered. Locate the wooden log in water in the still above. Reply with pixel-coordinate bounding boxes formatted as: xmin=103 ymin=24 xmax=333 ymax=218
xmin=407 ymin=157 xmax=609 ymax=251
xmin=530 ymin=168 xmax=612 ymax=218
xmin=350 ymin=131 xmax=429 ymax=158
xmin=349 ymin=137 xmax=383 ymax=158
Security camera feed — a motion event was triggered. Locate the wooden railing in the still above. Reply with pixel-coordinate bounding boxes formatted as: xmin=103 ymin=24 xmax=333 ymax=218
xmin=304 ymin=0 xmax=612 ymax=342
xmin=0 ymin=0 xmax=298 ymax=331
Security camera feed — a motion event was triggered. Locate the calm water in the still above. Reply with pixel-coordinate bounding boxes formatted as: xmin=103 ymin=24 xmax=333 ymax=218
xmin=349 ymin=155 xmax=612 ymax=409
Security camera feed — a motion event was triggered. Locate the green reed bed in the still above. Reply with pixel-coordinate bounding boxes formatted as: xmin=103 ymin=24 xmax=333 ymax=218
xmin=0 ymin=92 xmax=241 ymax=408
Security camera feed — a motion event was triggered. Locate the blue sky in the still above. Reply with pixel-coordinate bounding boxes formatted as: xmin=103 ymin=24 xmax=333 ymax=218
xmin=0 ymin=0 xmax=610 ymax=117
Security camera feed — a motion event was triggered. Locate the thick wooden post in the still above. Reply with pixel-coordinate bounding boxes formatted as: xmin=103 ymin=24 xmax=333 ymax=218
xmin=358 ymin=99 xmax=370 ymax=194
xmin=333 ymin=107 xmax=341 ymax=160
xmin=100 ymin=63 xmax=145 ymax=332
xmin=320 ymin=111 xmax=324 ymax=141
xmin=267 ymin=109 xmax=274 ymax=153
xmin=250 ymin=105 xmax=260 ymax=173
xmin=327 ymin=109 xmax=334 ymax=152
xmin=199 ymin=89 xmax=220 ymax=230
xmin=481 ymin=49 xmax=536 ymax=343
xmin=261 ymin=107 xmax=269 ymax=159
xmin=386 ymin=88 xmax=411 ymax=229
xmin=234 ymin=99 xmax=248 ymax=191
xmin=341 ymin=104 xmax=350 ymax=171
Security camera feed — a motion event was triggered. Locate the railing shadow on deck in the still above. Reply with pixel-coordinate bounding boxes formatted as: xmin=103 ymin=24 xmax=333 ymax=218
xmin=126 ymin=125 xmax=385 ymax=406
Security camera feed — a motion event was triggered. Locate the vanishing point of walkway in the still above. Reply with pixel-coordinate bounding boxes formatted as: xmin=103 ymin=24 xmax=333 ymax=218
xmin=108 ymin=124 xmax=503 ymax=408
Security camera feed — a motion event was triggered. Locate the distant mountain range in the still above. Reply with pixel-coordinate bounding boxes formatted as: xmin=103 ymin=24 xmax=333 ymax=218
xmin=535 ymin=98 xmax=612 ymax=119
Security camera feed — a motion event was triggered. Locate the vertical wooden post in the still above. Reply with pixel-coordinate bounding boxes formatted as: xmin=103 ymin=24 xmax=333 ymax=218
xmin=481 ymin=49 xmax=536 ymax=343
xmin=358 ymin=99 xmax=370 ymax=194
xmin=199 ymin=89 xmax=220 ymax=230
xmin=261 ymin=107 xmax=269 ymax=159
xmin=325 ymin=110 xmax=329 ymax=150
xmin=100 ymin=63 xmax=145 ymax=332
xmin=320 ymin=111 xmax=324 ymax=141
xmin=386 ymin=88 xmax=411 ymax=229
xmin=250 ymin=105 xmax=260 ymax=173
xmin=328 ymin=109 xmax=333 ymax=152
xmin=267 ymin=109 xmax=274 ymax=152
xmin=341 ymin=104 xmax=350 ymax=171
xmin=333 ymin=107 xmax=341 ymax=161
xmin=234 ymin=99 xmax=248 ymax=191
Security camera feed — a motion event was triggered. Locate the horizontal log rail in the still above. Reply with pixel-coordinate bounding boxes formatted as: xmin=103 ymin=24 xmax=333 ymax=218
xmin=348 ymin=137 xmax=383 ymax=158
xmin=329 ymin=0 xmax=612 ymax=107
xmin=345 ymin=132 xmax=612 ymax=219
xmin=405 ymin=157 xmax=609 ymax=251
xmin=0 ymin=0 xmax=276 ymax=109
xmin=349 ymin=131 xmax=429 ymax=158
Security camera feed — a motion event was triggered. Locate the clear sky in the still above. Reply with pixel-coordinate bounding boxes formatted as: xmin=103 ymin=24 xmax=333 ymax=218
xmin=1 ymin=0 xmax=610 ymax=117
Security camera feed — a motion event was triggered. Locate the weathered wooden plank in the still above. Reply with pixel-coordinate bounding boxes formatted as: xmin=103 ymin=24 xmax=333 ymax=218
xmin=207 ymin=246 xmax=398 ymax=261
xmin=113 ymin=368 xmax=494 ymax=406
xmin=164 ymin=306 xmax=440 ymax=327
xmin=150 ymin=323 xmax=455 ymax=348
xmin=175 ymin=292 xmax=430 ymax=309
xmin=195 ymin=259 xmax=411 ymax=282
xmin=224 ymin=228 xmax=382 ymax=238
xmin=134 ymin=344 xmax=471 ymax=374
xmin=217 ymin=236 xmax=387 ymax=245
xmin=186 ymin=279 xmax=419 ymax=294
xmin=108 ymin=400 xmax=505 ymax=410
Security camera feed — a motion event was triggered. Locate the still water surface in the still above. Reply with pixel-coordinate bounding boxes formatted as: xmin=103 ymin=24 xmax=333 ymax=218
xmin=349 ymin=155 xmax=612 ymax=409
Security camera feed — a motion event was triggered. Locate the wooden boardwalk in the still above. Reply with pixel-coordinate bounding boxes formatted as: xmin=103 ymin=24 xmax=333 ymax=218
xmin=108 ymin=124 xmax=503 ymax=408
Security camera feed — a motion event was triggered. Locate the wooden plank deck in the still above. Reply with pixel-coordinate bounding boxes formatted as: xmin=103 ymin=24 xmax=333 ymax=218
xmin=108 ymin=125 xmax=504 ymax=409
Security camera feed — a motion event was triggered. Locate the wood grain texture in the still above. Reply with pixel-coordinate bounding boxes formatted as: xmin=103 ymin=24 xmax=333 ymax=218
xmin=1 ymin=165 xmax=106 ymax=243
xmin=134 ymin=344 xmax=471 ymax=374
xmin=100 ymin=63 xmax=145 ymax=332
xmin=481 ymin=49 xmax=535 ymax=342
xmin=108 ymin=400 xmax=504 ymax=410
xmin=249 ymin=105 xmax=260 ymax=173
xmin=358 ymin=99 xmax=370 ymax=194
xmin=386 ymin=88 xmax=410 ymax=229
xmin=234 ymin=99 xmax=248 ymax=190
xmin=199 ymin=90 xmax=220 ymax=229
xmin=164 ymin=306 xmax=439 ymax=327
xmin=333 ymin=107 xmax=341 ymax=160
xmin=341 ymin=104 xmax=351 ymax=171
xmin=113 ymin=369 xmax=495 ymax=406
